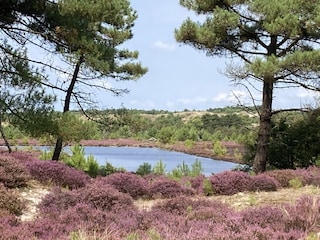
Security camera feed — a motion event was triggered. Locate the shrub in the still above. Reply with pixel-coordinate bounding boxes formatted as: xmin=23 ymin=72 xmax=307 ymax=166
xmin=148 ymin=175 xmax=195 ymax=199
xmin=152 ymin=196 xmax=233 ymax=220
xmin=151 ymin=196 xmax=195 ymax=216
xmin=265 ymin=169 xmax=301 ymax=188
xmin=24 ymin=159 xmax=90 ymax=189
xmin=283 ymin=195 xmax=320 ymax=233
xmin=100 ymin=172 xmax=150 ymax=199
xmin=152 ymin=160 xmax=166 ymax=175
xmin=0 ymin=215 xmax=34 ymax=240
xmin=0 ymin=184 xmax=26 ymax=216
xmin=27 ymin=216 xmax=75 ymax=240
xmin=203 ymin=178 xmax=214 ymax=196
xmin=209 ymin=170 xmax=251 ymax=195
xmin=0 ymin=155 xmax=30 ymax=188
xmin=76 ymin=181 xmax=134 ymax=212
xmin=297 ymin=167 xmax=320 ymax=187
xmin=38 ymin=187 xmax=79 ymax=218
xmin=63 ymin=144 xmax=100 ymax=178
xmin=58 ymin=204 xmax=111 ymax=233
xmin=136 ymin=162 xmax=152 ymax=176
xmin=98 ymin=161 xmax=123 ymax=176
xmin=190 ymin=159 xmax=203 ymax=177
xmin=289 ymin=178 xmax=303 ymax=189
xmin=241 ymin=206 xmax=285 ymax=229
xmin=9 ymin=151 xmax=39 ymax=162
xmin=249 ymin=174 xmax=280 ymax=192
xmin=213 ymin=140 xmax=227 ymax=157
xmin=180 ymin=175 xmax=206 ymax=195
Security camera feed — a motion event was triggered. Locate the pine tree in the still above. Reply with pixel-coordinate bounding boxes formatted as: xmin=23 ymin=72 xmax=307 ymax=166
xmin=175 ymin=0 xmax=320 ymax=173
xmin=46 ymin=0 xmax=147 ymax=160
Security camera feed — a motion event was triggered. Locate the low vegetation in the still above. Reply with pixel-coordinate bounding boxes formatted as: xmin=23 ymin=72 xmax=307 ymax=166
xmin=1 ymin=151 xmax=320 ymax=239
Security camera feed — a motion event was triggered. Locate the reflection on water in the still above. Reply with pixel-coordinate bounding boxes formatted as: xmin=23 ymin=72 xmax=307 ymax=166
xmin=36 ymin=146 xmax=239 ymax=176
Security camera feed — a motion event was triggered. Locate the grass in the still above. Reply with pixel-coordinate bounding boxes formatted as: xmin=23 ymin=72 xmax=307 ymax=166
xmin=211 ymin=185 xmax=320 ymax=211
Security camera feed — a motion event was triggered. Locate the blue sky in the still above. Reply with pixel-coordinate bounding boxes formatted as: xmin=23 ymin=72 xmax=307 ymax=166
xmin=59 ymin=1 xmax=319 ymax=111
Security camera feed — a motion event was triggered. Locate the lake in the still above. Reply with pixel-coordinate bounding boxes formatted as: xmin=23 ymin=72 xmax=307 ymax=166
xmin=37 ymin=146 xmax=240 ymax=176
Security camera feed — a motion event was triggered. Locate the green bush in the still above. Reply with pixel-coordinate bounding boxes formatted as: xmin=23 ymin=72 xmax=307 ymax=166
xmin=62 ymin=144 xmax=100 ymax=177
xmin=98 ymin=162 xmax=125 ymax=176
xmin=289 ymin=178 xmax=303 ymax=189
xmin=190 ymin=159 xmax=203 ymax=177
xmin=152 ymin=160 xmax=166 ymax=175
xmin=212 ymin=140 xmax=227 ymax=157
xmin=136 ymin=162 xmax=152 ymax=176
xmin=203 ymin=178 xmax=214 ymax=196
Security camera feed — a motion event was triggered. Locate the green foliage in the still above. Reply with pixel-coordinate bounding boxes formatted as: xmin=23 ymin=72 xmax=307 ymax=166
xmin=98 ymin=162 xmax=125 ymax=176
xmin=264 ymin=110 xmax=320 ymax=169
xmin=184 ymin=139 xmax=195 ymax=149
xmin=152 ymin=160 xmax=166 ymax=175
xmin=57 ymin=113 xmax=99 ymax=143
xmin=203 ymin=178 xmax=214 ymax=196
xmin=190 ymin=159 xmax=203 ymax=177
xmin=136 ymin=162 xmax=152 ymax=176
xmin=39 ymin=149 xmax=53 ymax=160
xmin=157 ymin=126 xmax=175 ymax=144
xmin=212 ymin=140 xmax=227 ymax=157
xmin=176 ymin=0 xmax=320 ymax=173
xmin=169 ymin=161 xmax=190 ymax=179
xmin=289 ymin=178 xmax=302 ymax=189
xmin=62 ymin=144 xmax=100 ymax=178
xmin=169 ymin=160 xmax=203 ymax=179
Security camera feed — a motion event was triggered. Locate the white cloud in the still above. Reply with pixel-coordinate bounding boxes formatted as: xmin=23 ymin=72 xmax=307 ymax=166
xmin=213 ymin=93 xmax=229 ymax=102
xmin=213 ymin=90 xmax=250 ymax=104
xmin=152 ymin=40 xmax=176 ymax=51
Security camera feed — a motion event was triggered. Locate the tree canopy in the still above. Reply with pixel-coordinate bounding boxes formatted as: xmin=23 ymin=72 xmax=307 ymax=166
xmin=0 ymin=0 xmax=147 ymax=155
xmin=176 ymin=0 xmax=320 ymax=173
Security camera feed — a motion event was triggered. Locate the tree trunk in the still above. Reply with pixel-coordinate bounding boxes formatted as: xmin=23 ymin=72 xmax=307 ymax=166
xmin=52 ymin=55 xmax=84 ymax=160
xmin=252 ymin=80 xmax=273 ymax=173
xmin=0 ymin=117 xmax=12 ymax=153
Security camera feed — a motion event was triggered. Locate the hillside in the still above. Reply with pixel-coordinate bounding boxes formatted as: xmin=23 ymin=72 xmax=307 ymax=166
xmin=1 ymin=151 xmax=320 ymax=239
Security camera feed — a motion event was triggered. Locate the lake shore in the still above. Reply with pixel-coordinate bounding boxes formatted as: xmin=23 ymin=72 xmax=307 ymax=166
xmin=0 ymin=138 xmax=245 ymax=164
xmin=79 ymin=139 xmax=245 ymax=164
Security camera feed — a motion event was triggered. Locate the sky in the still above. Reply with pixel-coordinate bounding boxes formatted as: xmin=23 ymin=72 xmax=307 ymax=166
xmin=58 ymin=1 xmax=319 ymax=111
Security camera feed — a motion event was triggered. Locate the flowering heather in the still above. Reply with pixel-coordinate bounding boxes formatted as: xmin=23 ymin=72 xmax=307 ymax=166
xmin=180 ymin=175 xmax=206 ymax=195
xmin=152 ymin=196 xmax=234 ymax=221
xmin=241 ymin=206 xmax=285 ymax=230
xmin=26 ymin=216 xmax=75 ymax=240
xmin=38 ymin=187 xmax=79 ymax=218
xmin=0 ymin=215 xmax=34 ymax=240
xmin=249 ymin=174 xmax=280 ymax=192
xmin=9 ymin=151 xmax=40 ymax=162
xmin=75 ymin=181 xmax=134 ymax=212
xmin=100 ymin=172 xmax=150 ymax=199
xmin=283 ymin=195 xmax=320 ymax=233
xmin=0 ymin=155 xmax=30 ymax=188
xmin=296 ymin=166 xmax=320 ymax=186
xmin=265 ymin=169 xmax=301 ymax=188
xmin=148 ymin=175 xmax=195 ymax=199
xmin=24 ymin=159 xmax=90 ymax=189
xmin=0 ymin=184 xmax=26 ymax=216
xmin=209 ymin=170 xmax=251 ymax=195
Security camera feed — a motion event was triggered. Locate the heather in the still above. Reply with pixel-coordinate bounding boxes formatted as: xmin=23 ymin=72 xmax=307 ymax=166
xmin=0 ymin=184 xmax=26 ymax=216
xmin=0 ymin=155 xmax=31 ymax=188
xmin=2 ymin=152 xmax=320 ymax=239
xmin=24 ymin=157 xmax=90 ymax=189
